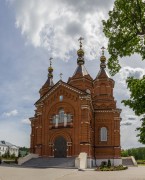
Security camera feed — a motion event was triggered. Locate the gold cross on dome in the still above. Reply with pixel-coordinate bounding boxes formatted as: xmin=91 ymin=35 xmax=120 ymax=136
xmin=49 ymin=57 xmax=53 ymax=66
xmin=101 ymin=46 xmax=106 ymax=56
xmin=60 ymin=73 xmax=63 ymax=80
xmin=78 ymin=37 xmax=84 ymax=49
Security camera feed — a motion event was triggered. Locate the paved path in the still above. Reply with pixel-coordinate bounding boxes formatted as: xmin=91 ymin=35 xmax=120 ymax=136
xmin=0 ymin=166 xmax=145 ymax=180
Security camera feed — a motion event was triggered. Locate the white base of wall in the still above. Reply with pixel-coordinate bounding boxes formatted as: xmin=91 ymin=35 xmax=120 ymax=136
xmin=76 ymin=157 xmax=122 ymax=168
xmin=95 ymin=158 xmax=122 ymax=167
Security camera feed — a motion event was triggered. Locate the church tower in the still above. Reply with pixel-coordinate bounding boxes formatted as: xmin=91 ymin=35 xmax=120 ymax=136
xmin=93 ymin=47 xmax=122 ymax=165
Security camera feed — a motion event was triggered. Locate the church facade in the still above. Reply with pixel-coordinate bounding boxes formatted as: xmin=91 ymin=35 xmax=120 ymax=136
xmin=30 ymin=40 xmax=122 ymax=166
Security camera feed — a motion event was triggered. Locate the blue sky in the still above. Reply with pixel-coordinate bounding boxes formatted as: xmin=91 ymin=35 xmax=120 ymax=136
xmin=0 ymin=0 xmax=145 ymax=149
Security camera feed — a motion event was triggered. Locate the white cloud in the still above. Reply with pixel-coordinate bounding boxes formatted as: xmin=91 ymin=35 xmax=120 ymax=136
xmin=120 ymin=67 xmax=145 ymax=80
xmin=3 ymin=109 xmax=18 ymax=117
xmin=114 ymin=66 xmax=145 ymax=101
xmin=21 ymin=118 xmax=30 ymax=125
xmin=8 ymin=0 xmax=114 ymax=60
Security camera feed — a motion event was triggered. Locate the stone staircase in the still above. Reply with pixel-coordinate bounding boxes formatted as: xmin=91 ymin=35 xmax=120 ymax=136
xmin=122 ymin=156 xmax=137 ymax=166
xmin=22 ymin=157 xmax=76 ymax=168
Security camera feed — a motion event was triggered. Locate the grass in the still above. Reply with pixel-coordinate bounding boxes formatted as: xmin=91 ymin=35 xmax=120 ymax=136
xmin=137 ymin=160 xmax=145 ymax=165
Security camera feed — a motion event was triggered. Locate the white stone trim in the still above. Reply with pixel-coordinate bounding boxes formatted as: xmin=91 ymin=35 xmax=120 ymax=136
xmin=81 ymin=105 xmax=90 ymax=110
xmin=35 ymin=103 xmax=43 ymax=107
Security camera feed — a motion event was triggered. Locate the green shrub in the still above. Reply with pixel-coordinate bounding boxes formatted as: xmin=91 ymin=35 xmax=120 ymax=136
xmin=96 ymin=165 xmax=128 ymax=171
xmin=107 ymin=159 xmax=111 ymax=167
xmin=10 ymin=153 xmax=16 ymax=159
xmin=100 ymin=161 xmax=107 ymax=168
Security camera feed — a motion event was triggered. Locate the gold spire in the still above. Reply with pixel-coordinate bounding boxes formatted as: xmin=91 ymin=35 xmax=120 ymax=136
xmin=100 ymin=47 xmax=106 ymax=68
xmin=77 ymin=37 xmax=85 ymax=65
xmin=48 ymin=57 xmax=53 ymax=78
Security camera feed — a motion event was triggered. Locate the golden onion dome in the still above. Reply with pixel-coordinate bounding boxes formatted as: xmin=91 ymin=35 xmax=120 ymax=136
xmin=48 ymin=66 xmax=53 ymax=72
xmin=77 ymin=48 xmax=84 ymax=57
xmin=100 ymin=55 xmax=106 ymax=63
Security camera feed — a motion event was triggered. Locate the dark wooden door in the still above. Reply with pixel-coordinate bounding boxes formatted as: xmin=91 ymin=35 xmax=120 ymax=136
xmin=54 ymin=136 xmax=67 ymax=158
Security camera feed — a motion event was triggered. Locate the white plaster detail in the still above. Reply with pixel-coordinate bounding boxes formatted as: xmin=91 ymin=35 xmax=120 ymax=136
xmin=64 ymin=113 xmax=67 ymax=127
xmin=81 ymin=105 xmax=90 ymax=109
xmin=78 ymin=152 xmax=87 ymax=169
xmin=55 ymin=115 xmax=59 ymax=128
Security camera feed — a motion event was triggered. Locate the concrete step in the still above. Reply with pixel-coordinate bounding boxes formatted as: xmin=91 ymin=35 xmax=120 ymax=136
xmin=22 ymin=157 xmax=75 ymax=168
xmin=122 ymin=158 xmax=134 ymax=166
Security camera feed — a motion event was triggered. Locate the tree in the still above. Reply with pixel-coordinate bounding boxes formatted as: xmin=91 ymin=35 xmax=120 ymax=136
xmin=121 ymin=149 xmax=128 ymax=157
xmin=122 ymin=76 xmax=145 ymax=115
xmin=103 ymin=0 xmax=145 ymax=75
xmin=122 ymin=71 xmax=145 ymax=145
xmin=136 ymin=117 xmax=145 ymax=144
xmin=103 ymin=0 xmax=145 ymax=144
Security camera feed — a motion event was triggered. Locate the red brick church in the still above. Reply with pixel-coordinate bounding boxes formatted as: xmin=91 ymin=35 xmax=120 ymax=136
xmin=30 ymin=38 xmax=122 ymax=166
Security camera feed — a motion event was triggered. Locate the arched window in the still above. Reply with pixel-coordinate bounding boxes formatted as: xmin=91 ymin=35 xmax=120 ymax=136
xmin=100 ymin=127 xmax=107 ymax=141
xmin=59 ymin=95 xmax=63 ymax=102
xmin=59 ymin=109 xmax=64 ymax=123
xmin=51 ymin=109 xmax=73 ymax=127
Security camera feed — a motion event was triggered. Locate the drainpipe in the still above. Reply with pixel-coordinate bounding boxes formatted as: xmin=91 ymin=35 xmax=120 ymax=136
xmin=94 ymin=111 xmax=97 ymax=166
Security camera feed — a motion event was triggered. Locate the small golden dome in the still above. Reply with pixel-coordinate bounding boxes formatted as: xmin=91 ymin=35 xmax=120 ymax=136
xmin=77 ymin=48 xmax=84 ymax=57
xmin=100 ymin=55 xmax=106 ymax=63
xmin=48 ymin=66 xmax=53 ymax=72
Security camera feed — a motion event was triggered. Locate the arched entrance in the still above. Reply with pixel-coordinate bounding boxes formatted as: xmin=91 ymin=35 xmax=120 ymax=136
xmin=54 ymin=136 xmax=67 ymax=158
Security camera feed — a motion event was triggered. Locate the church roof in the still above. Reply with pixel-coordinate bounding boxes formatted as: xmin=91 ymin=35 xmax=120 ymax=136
xmin=35 ymin=80 xmax=88 ymax=105
xmin=0 ymin=140 xmax=18 ymax=148
xmin=73 ymin=64 xmax=88 ymax=76
xmin=96 ymin=68 xmax=110 ymax=79
xmin=42 ymin=77 xmax=54 ymax=88
xmin=69 ymin=37 xmax=93 ymax=81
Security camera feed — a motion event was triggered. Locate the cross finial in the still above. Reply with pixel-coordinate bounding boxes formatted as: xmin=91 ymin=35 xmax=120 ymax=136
xmin=101 ymin=46 xmax=105 ymax=56
xmin=49 ymin=57 xmax=53 ymax=67
xmin=60 ymin=73 xmax=63 ymax=80
xmin=78 ymin=37 xmax=84 ymax=49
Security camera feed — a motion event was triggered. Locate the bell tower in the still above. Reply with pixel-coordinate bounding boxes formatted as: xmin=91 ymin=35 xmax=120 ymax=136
xmin=93 ymin=47 xmax=122 ymax=166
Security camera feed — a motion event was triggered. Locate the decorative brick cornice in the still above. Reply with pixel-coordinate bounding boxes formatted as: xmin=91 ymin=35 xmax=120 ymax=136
xmin=36 ymin=80 xmax=86 ymax=105
xmin=95 ymin=110 xmax=113 ymax=113
xmin=95 ymin=109 xmax=122 ymax=113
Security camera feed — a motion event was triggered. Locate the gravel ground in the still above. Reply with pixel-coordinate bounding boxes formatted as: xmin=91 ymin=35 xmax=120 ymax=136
xmin=0 ymin=166 xmax=145 ymax=180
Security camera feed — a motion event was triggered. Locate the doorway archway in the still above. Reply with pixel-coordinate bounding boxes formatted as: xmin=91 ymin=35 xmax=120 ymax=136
xmin=54 ymin=136 xmax=67 ymax=158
